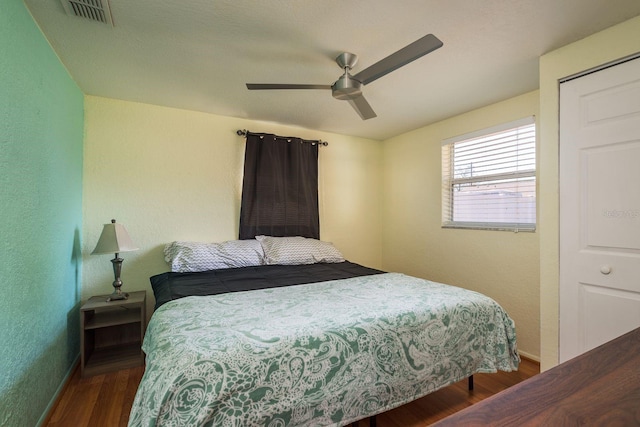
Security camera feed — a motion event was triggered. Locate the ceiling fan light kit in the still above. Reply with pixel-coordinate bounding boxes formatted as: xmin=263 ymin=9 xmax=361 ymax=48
xmin=246 ymin=33 xmax=443 ymax=120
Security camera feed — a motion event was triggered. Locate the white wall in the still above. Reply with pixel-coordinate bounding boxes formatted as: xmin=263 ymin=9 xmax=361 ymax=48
xmin=382 ymin=91 xmax=540 ymax=360
xmin=539 ymin=15 xmax=640 ymax=371
xmin=82 ymin=96 xmax=383 ymax=315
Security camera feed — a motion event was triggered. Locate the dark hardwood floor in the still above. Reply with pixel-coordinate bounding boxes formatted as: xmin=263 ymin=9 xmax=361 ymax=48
xmin=44 ymin=358 xmax=539 ymax=427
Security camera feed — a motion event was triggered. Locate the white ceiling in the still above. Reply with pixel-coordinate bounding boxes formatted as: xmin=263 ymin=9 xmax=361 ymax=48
xmin=24 ymin=0 xmax=640 ymax=140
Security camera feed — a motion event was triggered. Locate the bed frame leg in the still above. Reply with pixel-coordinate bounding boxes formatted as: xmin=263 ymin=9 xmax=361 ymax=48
xmin=468 ymin=375 xmax=474 ymax=391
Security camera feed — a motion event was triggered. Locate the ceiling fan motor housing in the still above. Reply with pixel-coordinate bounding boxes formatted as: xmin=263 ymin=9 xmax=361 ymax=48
xmin=332 ymin=73 xmax=362 ymax=100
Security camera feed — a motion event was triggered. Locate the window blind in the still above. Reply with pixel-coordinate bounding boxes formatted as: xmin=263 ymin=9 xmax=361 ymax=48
xmin=442 ymin=117 xmax=536 ymax=231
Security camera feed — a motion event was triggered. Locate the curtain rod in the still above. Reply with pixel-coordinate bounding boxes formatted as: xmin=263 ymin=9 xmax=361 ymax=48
xmin=236 ymin=129 xmax=328 ymax=146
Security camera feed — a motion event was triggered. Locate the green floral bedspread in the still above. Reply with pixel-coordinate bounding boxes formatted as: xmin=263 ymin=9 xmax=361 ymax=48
xmin=129 ymin=273 xmax=519 ymax=427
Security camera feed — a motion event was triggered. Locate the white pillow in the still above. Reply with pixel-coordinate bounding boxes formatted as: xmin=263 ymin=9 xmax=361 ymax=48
xmin=255 ymin=235 xmax=345 ymax=265
xmin=164 ymin=240 xmax=265 ymax=272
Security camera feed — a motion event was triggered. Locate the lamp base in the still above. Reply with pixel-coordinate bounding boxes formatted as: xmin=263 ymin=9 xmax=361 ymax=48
xmin=106 ymin=256 xmax=129 ymax=302
xmin=106 ymin=290 xmax=129 ymax=302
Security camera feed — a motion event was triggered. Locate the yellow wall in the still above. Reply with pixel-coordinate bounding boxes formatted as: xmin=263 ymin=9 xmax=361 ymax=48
xmin=82 ymin=96 xmax=382 ymax=315
xmin=382 ymin=91 xmax=540 ymax=360
xmin=539 ymin=15 xmax=640 ymax=371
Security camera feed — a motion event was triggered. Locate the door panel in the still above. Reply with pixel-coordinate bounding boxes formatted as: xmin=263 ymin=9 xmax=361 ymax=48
xmin=585 ymin=142 xmax=640 ymax=249
xmin=560 ymin=56 xmax=640 ymax=363
xmin=581 ymin=284 xmax=640 ymax=351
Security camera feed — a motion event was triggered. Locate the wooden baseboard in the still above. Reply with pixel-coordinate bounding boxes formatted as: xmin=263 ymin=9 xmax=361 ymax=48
xmin=518 ymin=350 xmax=540 ymax=364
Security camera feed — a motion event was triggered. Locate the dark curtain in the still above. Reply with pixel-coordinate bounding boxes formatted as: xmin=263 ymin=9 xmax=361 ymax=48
xmin=239 ymin=133 xmax=319 ymax=239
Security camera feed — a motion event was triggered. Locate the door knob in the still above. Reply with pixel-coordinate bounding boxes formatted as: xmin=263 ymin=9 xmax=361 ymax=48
xmin=600 ymin=265 xmax=612 ymax=275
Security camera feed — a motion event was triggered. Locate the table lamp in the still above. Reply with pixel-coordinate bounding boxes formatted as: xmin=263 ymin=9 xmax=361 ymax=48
xmin=91 ymin=219 xmax=139 ymax=301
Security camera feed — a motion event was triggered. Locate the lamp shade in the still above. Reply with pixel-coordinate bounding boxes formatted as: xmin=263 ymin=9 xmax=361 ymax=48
xmin=91 ymin=219 xmax=139 ymax=255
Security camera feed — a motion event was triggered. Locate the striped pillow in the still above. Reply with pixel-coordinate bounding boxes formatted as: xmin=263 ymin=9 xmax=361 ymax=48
xmin=164 ymin=240 xmax=265 ymax=272
xmin=255 ymin=235 xmax=345 ymax=265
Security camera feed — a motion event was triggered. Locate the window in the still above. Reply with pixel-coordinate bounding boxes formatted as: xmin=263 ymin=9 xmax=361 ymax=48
xmin=441 ymin=117 xmax=536 ymax=231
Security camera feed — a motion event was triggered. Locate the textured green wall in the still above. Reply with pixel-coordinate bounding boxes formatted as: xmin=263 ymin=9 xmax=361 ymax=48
xmin=0 ymin=1 xmax=84 ymax=426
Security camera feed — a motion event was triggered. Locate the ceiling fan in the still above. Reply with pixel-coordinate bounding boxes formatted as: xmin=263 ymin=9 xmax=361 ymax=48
xmin=246 ymin=34 xmax=443 ymax=120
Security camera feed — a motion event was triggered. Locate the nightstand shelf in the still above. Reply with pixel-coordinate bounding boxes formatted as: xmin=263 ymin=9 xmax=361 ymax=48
xmin=84 ymin=309 xmax=142 ymax=329
xmin=80 ymin=290 xmax=146 ymax=378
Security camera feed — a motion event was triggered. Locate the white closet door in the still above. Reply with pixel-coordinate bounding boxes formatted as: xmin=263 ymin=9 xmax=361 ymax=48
xmin=559 ymin=56 xmax=640 ymax=363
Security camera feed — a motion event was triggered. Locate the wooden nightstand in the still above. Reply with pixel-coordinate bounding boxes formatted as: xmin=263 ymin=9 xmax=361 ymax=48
xmin=80 ymin=290 xmax=146 ymax=377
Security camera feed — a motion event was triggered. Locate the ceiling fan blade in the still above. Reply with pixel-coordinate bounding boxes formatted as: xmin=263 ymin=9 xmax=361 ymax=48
xmin=353 ymin=34 xmax=443 ymax=85
xmin=246 ymin=83 xmax=331 ymax=90
xmin=348 ymin=95 xmax=377 ymax=120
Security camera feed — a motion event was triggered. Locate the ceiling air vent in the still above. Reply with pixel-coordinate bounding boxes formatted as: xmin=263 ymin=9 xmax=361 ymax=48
xmin=60 ymin=0 xmax=114 ymax=26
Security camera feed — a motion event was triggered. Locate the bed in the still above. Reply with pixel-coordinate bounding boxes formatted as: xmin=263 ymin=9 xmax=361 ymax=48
xmin=128 ymin=237 xmax=519 ymax=427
